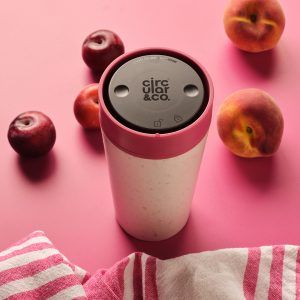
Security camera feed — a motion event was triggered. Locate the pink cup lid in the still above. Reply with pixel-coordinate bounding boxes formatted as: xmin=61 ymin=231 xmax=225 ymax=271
xmin=99 ymin=48 xmax=213 ymax=159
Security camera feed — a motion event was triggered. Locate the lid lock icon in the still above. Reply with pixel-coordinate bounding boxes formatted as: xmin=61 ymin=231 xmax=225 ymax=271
xmin=154 ymin=119 xmax=163 ymax=128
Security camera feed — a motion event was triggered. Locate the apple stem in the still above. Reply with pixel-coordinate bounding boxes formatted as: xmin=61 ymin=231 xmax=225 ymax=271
xmin=22 ymin=118 xmax=32 ymax=126
xmin=96 ymin=37 xmax=104 ymax=45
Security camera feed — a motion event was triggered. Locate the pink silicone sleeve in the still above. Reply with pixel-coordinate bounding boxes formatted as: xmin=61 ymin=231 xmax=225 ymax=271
xmin=99 ymin=48 xmax=214 ymax=159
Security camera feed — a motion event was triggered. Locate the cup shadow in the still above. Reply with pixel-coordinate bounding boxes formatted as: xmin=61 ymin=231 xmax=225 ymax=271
xmin=17 ymin=151 xmax=57 ymax=183
xmin=125 ymin=214 xmax=202 ymax=259
xmin=78 ymin=127 xmax=104 ymax=154
xmin=236 ymin=47 xmax=277 ymax=78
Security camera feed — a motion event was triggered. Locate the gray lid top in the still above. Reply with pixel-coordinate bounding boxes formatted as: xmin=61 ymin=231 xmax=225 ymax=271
xmin=106 ymin=54 xmax=206 ymax=133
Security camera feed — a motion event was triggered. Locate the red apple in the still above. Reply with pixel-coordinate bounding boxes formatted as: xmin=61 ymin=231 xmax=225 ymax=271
xmin=82 ymin=29 xmax=125 ymax=73
xmin=8 ymin=111 xmax=56 ymax=157
xmin=217 ymin=89 xmax=284 ymax=158
xmin=224 ymin=0 xmax=285 ymax=52
xmin=74 ymin=83 xmax=100 ymax=130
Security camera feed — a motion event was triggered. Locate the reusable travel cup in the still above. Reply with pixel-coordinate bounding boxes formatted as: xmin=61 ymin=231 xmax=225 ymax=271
xmin=99 ymin=48 xmax=213 ymax=241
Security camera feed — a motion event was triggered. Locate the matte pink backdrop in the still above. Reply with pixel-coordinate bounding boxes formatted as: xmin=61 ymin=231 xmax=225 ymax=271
xmin=0 ymin=0 xmax=299 ymax=273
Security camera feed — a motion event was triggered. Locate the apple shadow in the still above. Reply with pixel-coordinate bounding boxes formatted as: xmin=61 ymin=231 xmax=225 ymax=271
xmin=78 ymin=128 xmax=104 ymax=154
xmin=84 ymin=68 xmax=103 ymax=84
xmin=17 ymin=151 xmax=57 ymax=183
xmin=230 ymin=154 xmax=277 ymax=191
xmin=236 ymin=47 xmax=277 ymax=78
xmin=125 ymin=214 xmax=202 ymax=259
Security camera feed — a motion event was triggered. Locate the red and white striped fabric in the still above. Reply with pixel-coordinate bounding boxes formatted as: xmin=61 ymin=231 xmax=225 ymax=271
xmin=0 ymin=231 xmax=89 ymax=299
xmin=0 ymin=231 xmax=299 ymax=299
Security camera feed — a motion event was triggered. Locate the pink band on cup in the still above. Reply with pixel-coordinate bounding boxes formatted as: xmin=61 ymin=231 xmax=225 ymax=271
xmin=99 ymin=48 xmax=213 ymax=159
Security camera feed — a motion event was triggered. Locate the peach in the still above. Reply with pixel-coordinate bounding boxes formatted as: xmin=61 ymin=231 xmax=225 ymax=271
xmin=217 ymin=89 xmax=284 ymax=158
xmin=224 ymin=0 xmax=285 ymax=52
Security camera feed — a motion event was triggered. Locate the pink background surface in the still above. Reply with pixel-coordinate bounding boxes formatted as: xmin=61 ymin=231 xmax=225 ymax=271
xmin=0 ymin=0 xmax=299 ymax=273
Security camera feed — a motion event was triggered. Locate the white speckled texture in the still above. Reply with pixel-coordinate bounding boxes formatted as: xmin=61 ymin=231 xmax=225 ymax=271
xmin=103 ymin=133 xmax=207 ymax=241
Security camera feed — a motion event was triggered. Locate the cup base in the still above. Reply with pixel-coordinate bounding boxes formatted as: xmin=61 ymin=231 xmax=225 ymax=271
xmin=116 ymin=216 xmax=190 ymax=242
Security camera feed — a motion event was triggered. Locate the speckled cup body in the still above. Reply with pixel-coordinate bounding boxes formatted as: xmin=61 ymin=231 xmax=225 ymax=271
xmin=99 ymin=48 xmax=213 ymax=241
xmin=103 ymin=133 xmax=207 ymax=241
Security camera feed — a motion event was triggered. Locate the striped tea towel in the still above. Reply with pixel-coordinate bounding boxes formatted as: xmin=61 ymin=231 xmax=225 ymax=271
xmin=0 ymin=231 xmax=299 ymax=299
xmin=0 ymin=231 xmax=89 ymax=299
xmin=84 ymin=247 xmax=299 ymax=299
